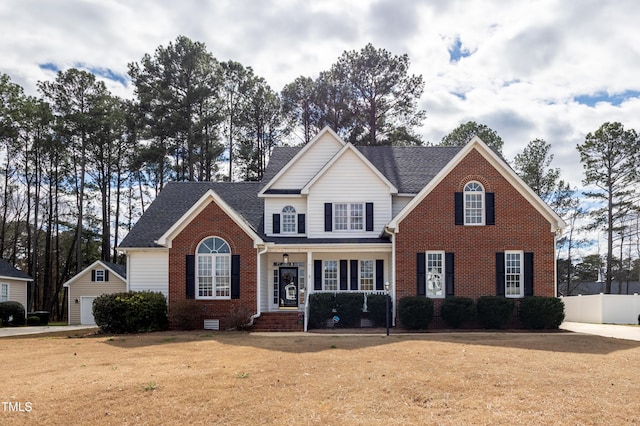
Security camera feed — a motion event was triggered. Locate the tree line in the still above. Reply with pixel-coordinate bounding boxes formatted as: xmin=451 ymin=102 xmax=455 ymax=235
xmin=1 ymin=35 xmax=638 ymax=319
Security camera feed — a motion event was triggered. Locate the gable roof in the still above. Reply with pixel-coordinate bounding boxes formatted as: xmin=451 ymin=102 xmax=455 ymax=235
xmin=0 ymin=258 xmax=31 ymax=281
xmin=119 ymin=182 xmax=263 ymax=248
xmin=63 ymin=260 xmax=127 ymax=287
xmin=388 ymin=136 xmax=566 ymax=232
xmin=301 ymin=142 xmax=398 ymax=194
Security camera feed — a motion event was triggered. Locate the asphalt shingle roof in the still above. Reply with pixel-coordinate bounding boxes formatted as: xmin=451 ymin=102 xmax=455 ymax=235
xmin=0 ymin=258 xmax=32 ymax=280
xmin=103 ymin=261 xmax=127 ymax=279
xmin=120 ymin=144 xmax=463 ymax=248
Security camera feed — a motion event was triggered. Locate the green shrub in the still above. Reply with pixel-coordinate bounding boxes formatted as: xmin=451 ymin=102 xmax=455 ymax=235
xmin=171 ymin=299 xmax=205 ymax=330
xmin=519 ymin=297 xmax=565 ymax=329
xmin=308 ymin=293 xmax=336 ymax=329
xmin=0 ymin=301 xmax=26 ymax=326
xmin=398 ymin=296 xmax=434 ymax=330
xmin=93 ymin=291 xmax=168 ymax=334
xmin=476 ymin=296 xmax=515 ymax=329
xmin=335 ymin=293 xmax=364 ymax=328
xmin=440 ymin=297 xmax=475 ymax=328
xmin=366 ymin=294 xmax=392 ymax=327
xmin=27 ymin=316 xmax=41 ymax=326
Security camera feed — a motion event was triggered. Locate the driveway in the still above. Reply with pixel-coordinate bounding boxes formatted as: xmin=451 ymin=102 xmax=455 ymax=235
xmin=0 ymin=325 xmax=97 ymax=338
xmin=560 ymin=321 xmax=640 ymax=342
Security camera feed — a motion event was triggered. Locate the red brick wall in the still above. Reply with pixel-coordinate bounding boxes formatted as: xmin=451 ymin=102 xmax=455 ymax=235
xmin=396 ymin=148 xmax=557 ymax=308
xmin=168 ymin=200 xmax=257 ymax=330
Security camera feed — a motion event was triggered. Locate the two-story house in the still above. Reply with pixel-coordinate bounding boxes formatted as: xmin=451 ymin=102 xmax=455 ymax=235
xmin=118 ymin=127 xmax=565 ymax=331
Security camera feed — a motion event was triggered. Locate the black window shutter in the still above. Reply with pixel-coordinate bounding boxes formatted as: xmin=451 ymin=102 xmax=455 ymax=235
xmin=350 ymin=259 xmax=358 ymax=290
xmin=524 ymin=252 xmax=534 ymax=296
xmin=105 ymin=270 xmax=110 ymax=282
xmin=298 ymin=214 xmax=306 ymax=234
xmin=324 ymin=203 xmax=332 ymax=232
xmin=486 ymin=193 xmax=495 ymax=225
xmin=496 ymin=252 xmax=505 ymax=296
xmin=231 ymin=255 xmax=240 ymax=299
xmin=314 ymin=260 xmax=322 ymax=290
xmin=339 ymin=260 xmax=348 ymax=290
xmin=445 ymin=253 xmax=454 ymax=297
xmin=186 ymin=255 xmax=195 ymax=299
xmin=417 ymin=252 xmax=426 ymax=296
xmin=375 ymin=259 xmax=384 ymax=291
xmin=273 ymin=214 xmax=281 ymax=234
xmin=454 ymin=192 xmax=463 ymax=225
xmin=366 ymin=202 xmax=374 ymax=231
xmin=91 ymin=270 xmax=96 ymax=282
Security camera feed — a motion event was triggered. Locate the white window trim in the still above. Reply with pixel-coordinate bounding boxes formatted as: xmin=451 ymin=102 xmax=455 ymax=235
xmin=0 ymin=283 xmax=9 ymax=302
xmin=359 ymin=260 xmax=374 ymax=291
xmin=281 ymin=205 xmax=297 ymax=234
xmin=464 ymin=181 xmax=485 ymax=226
xmin=196 ymin=237 xmax=231 ymax=300
xmin=334 ymin=202 xmax=364 ymax=232
xmin=425 ymin=251 xmax=445 ymax=299
xmin=323 ymin=260 xmax=338 ymax=291
xmin=95 ymin=270 xmax=105 ymax=282
xmin=505 ymin=250 xmax=524 ymax=298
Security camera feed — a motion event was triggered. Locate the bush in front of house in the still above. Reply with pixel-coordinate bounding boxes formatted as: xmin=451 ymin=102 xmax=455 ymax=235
xmin=366 ymin=294 xmax=393 ymax=327
xmin=398 ymin=296 xmax=434 ymax=330
xmin=226 ymin=305 xmax=254 ymax=330
xmin=476 ymin=296 xmax=515 ymax=329
xmin=519 ymin=297 xmax=565 ymax=329
xmin=0 ymin=301 xmax=26 ymax=326
xmin=27 ymin=315 xmax=41 ymax=326
xmin=440 ymin=297 xmax=475 ymax=328
xmin=93 ymin=291 xmax=168 ymax=334
xmin=308 ymin=293 xmax=336 ymax=329
xmin=171 ymin=298 xmax=205 ymax=330
xmin=335 ymin=293 xmax=364 ymax=328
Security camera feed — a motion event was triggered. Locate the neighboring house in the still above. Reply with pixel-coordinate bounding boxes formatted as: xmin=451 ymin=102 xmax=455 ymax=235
xmin=63 ymin=260 xmax=127 ymax=325
xmin=119 ymin=127 xmax=565 ymax=331
xmin=0 ymin=258 xmax=31 ymax=317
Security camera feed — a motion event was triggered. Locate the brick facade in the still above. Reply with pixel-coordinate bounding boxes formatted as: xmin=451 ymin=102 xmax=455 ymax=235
xmin=395 ymin=148 xmax=556 ymax=323
xmin=167 ymin=200 xmax=257 ymax=330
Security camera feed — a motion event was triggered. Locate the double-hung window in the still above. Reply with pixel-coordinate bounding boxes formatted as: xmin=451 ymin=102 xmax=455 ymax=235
xmin=426 ymin=251 xmax=445 ymax=298
xmin=464 ymin=181 xmax=484 ymax=225
xmin=94 ymin=270 xmax=105 ymax=282
xmin=197 ymin=237 xmax=231 ymax=299
xmin=324 ymin=260 xmax=338 ymax=291
xmin=360 ymin=260 xmax=374 ymax=291
xmin=282 ymin=206 xmax=297 ymax=234
xmin=505 ymin=251 xmax=523 ymax=298
xmin=335 ymin=203 xmax=364 ymax=231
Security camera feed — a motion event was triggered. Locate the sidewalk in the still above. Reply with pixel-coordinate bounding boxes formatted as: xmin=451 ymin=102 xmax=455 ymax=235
xmin=560 ymin=321 xmax=640 ymax=342
xmin=0 ymin=325 xmax=97 ymax=338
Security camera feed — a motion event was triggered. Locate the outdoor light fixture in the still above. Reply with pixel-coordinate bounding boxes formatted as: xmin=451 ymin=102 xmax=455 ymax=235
xmin=283 ymin=253 xmax=289 ymax=264
xmin=75 ymin=299 xmax=79 ymax=304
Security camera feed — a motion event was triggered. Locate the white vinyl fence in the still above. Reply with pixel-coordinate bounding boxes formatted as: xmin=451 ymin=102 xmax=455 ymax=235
xmin=562 ymin=294 xmax=640 ymax=324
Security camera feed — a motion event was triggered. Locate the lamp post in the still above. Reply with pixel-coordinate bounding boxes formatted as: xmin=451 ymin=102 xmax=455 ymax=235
xmin=385 ymin=281 xmax=390 ymax=336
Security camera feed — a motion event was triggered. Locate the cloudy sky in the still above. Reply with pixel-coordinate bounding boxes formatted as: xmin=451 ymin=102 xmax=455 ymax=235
xmin=2 ymin=0 xmax=640 ymax=190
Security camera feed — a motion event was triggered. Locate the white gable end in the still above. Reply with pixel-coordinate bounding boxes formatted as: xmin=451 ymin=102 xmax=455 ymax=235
xmin=307 ymin=148 xmax=393 ymax=238
xmin=269 ymin=131 xmax=344 ymax=190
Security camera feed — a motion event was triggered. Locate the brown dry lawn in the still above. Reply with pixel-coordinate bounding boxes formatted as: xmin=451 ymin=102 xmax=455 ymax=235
xmin=1 ymin=328 xmax=639 ymax=425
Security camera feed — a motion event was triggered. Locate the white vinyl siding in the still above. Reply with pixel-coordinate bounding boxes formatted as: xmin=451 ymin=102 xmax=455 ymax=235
xmin=307 ymin=149 xmax=392 ymax=238
xmin=0 ymin=279 xmax=28 ymax=317
xmin=264 ymin=198 xmax=306 ymax=235
xmin=127 ymin=250 xmax=169 ymax=298
xmin=270 ymin=133 xmax=343 ymax=189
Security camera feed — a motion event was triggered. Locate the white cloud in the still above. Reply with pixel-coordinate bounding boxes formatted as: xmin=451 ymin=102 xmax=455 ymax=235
xmin=2 ymin=0 xmax=640 ymax=192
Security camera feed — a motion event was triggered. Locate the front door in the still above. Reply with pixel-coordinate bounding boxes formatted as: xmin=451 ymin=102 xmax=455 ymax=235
xmin=279 ymin=267 xmax=298 ymax=308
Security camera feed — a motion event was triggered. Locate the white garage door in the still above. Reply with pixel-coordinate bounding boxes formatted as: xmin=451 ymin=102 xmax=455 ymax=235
xmin=80 ymin=296 xmax=96 ymax=325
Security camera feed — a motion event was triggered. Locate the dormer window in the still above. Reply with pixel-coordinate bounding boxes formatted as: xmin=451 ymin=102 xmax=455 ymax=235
xmin=95 ymin=270 xmax=105 ymax=282
xmin=282 ymin=206 xmax=297 ymax=234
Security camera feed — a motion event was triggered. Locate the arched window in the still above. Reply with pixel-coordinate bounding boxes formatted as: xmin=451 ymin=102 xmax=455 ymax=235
xmin=282 ymin=206 xmax=296 ymax=234
xmin=464 ymin=181 xmax=484 ymax=225
xmin=196 ymin=237 xmax=231 ymax=299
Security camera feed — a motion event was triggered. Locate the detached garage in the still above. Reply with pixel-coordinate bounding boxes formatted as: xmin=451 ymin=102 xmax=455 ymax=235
xmin=64 ymin=261 xmax=126 ymax=325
